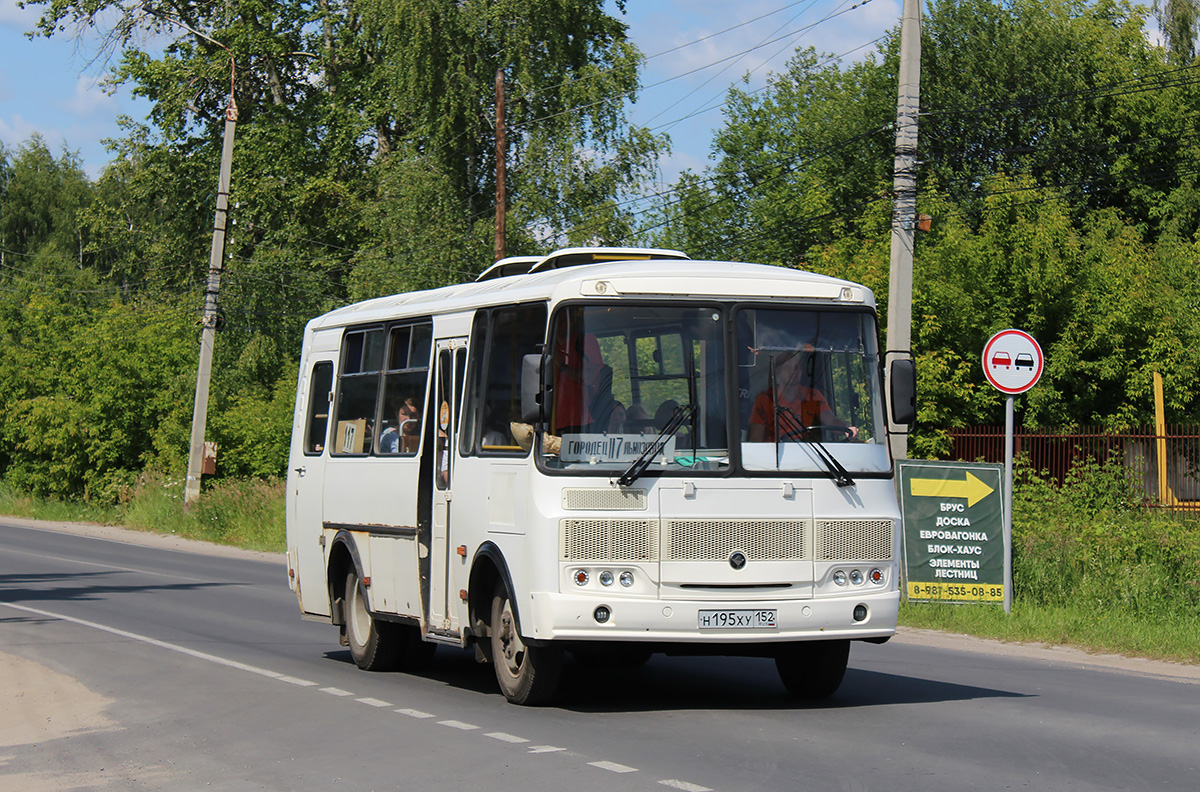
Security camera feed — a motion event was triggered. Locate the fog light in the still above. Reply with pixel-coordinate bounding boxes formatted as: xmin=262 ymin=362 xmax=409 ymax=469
xmin=619 ymin=571 xmax=635 ymax=587
xmin=599 ymin=570 xmax=614 ymax=586
xmin=850 ymin=569 xmax=864 ymax=586
xmin=853 ymin=604 xmax=868 ymax=622
xmin=594 ymin=605 xmax=611 ymax=623
xmin=869 ymin=568 xmax=884 ymax=584
xmin=832 ymin=570 xmax=847 ymax=586
xmin=574 ymin=569 xmax=589 ymax=586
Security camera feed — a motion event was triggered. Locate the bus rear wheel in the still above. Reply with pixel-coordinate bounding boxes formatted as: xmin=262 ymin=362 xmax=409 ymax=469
xmin=775 ymin=639 xmax=850 ymax=699
xmin=489 ymin=581 xmax=562 ymax=705
xmin=344 ymin=569 xmax=399 ymax=671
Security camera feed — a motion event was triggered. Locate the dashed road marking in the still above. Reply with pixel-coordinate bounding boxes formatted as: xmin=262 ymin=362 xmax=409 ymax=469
xmin=395 ymin=708 xmax=436 ymax=719
xmin=485 ymin=732 xmax=529 ymax=743
xmin=439 ymin=719 xmax=480 ymax=731
xmin=528 ymin=745 xmax=566 ymax=753
xmin=319 ymin=687 xmax=354 ymax=696
xmin=590 ymin=760 xmax=638 ymax=773
xmin=660 ymin=780 xmax=713 ymax=791
xmin=356 ymin=697 xmax=392 ymax=708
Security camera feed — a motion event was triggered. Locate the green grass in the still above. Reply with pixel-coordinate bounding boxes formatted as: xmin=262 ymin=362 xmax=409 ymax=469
xmin=899 ymin=602 xmax=1200 ymax=664
xmin=0 ymin=474 xmax=286 ymax=553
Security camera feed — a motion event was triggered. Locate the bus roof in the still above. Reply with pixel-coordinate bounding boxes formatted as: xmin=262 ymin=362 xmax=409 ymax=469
xmin=307 ymin=254 xmax=873 ymax=332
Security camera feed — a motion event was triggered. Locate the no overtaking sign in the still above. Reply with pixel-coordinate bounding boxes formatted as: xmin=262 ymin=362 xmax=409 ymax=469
xmin=983 ymin=329 xmax=1043 ymax=394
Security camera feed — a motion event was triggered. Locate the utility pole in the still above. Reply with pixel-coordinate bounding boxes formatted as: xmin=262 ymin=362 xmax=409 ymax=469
xmin=185 ymin=94 xmax=238 ymax=505
xmin=494 ymin=68 xmax=507 ymax=262
xmin=886 ymin=0 xmax=921 ymax=462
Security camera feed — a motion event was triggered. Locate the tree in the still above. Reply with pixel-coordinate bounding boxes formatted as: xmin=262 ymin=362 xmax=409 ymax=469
xmin=1155 ymin=0 xmax=1200 ymax=62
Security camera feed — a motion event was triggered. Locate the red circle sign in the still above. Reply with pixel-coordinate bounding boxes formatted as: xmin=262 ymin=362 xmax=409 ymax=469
xmin=982 ymin=329 xmax=1043 ymax=394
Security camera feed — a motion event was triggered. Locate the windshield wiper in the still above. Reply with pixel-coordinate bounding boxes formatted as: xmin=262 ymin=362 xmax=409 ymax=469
xmin=774 ymin=404 xmax=855 ymax=488
xmin=617 ymin=403 xmax=696 ymax=487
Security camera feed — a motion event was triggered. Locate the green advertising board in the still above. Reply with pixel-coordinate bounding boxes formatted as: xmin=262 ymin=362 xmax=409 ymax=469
xmin=898 ymin=460 xmax=1006 ymax=602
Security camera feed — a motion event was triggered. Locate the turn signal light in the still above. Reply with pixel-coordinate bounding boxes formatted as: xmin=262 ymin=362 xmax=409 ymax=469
xmin=573 ymin=569 xmax=589 ymax=586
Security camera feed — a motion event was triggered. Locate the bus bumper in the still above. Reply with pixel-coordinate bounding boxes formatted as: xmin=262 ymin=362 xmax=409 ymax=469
xmin=524 ymin=589 xmax=899 ymax=643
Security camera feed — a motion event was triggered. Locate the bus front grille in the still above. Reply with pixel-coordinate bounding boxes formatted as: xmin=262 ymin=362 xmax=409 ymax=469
xmin=561 ymin=488 xmax=648 ymax=511
xmin=815 ymin=519 xmax=893 ymax=561
xmin=560 ymin=518 xmax=659 ymax=562
xmin=664 ymin=519 xmax=809 ymax=561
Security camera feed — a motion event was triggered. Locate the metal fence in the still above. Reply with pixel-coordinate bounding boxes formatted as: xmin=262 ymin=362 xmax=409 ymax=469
xmin=946 ymin=425 xmax=1200 ymax=509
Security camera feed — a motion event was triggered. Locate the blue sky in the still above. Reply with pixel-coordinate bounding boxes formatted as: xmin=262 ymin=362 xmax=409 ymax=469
xmin=1 ymin=0 xmax=901 ymax=181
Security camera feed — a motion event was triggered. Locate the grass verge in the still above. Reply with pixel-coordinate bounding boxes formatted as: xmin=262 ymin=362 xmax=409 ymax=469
xmin=0 ymin=475 xmax=285 ymax=554
xmin=899 ymin=602 xmax=1200 ymax=664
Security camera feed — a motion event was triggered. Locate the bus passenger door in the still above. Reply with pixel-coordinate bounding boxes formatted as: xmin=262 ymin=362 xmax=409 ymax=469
xmin=429 ymin=338 xmax=467 ymax=632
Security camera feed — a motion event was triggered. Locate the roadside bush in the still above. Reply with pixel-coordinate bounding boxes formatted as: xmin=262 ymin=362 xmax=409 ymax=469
xmin=1011 ymin=457 xmax=1200 ymax=619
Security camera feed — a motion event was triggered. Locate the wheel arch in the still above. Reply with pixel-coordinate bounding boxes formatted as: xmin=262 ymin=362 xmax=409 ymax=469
xmin=327 ymin=529 xmax=365 ymax=626
xmin=468 ymin=542 xmax=517 ymax=638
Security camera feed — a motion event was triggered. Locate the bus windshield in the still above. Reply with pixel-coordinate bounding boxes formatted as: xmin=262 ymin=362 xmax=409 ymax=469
xmin=539 ymin=302 xmax=890 ymax=478
xmin=542 ymin=304 xmax=730 ymax=475
xmin=736 ymin=306 xmax=890 ymax=474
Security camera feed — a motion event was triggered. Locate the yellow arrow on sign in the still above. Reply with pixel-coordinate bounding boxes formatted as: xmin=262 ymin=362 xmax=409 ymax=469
xmin=910 ymin=471 xmax=995 ymax=507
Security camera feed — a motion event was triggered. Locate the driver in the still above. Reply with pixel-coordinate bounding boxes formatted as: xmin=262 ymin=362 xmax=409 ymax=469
xmin=747 ymin=347 xmax=857 ymax=442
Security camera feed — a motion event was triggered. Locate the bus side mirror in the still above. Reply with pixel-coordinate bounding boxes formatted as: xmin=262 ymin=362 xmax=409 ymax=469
xmin=889 ymin=358 xmax=916 ymax=425
xmin=521 ymin=354 xmax=544 ymax=424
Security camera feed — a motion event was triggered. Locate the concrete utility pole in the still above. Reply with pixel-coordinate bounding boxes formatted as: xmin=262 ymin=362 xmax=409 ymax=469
xmin=185 ymin=96 xmax=238 ymax=505
xmin=886 ymin=0 xmax=922 ymax=462
xmin=494 ymin=68 xmax=507 ymax=262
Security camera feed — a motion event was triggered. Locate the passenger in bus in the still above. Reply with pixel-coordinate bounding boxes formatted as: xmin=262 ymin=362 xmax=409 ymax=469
xmin=379 ymin=397 xmax=421 ymax=454
xmin=624 ymin=403 xmax=653 ymax=433
xmin=747 ymin=348 xmax=857 ymax=442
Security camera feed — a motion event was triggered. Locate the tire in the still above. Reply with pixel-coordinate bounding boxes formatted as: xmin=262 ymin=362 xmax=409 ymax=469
xmin=489 ymin=581 xmax=563 ymax=705
xmin=775 ymin=640 xmax=850 ymax=699
xmin=344 ymin=569 xmax=399 ymax=671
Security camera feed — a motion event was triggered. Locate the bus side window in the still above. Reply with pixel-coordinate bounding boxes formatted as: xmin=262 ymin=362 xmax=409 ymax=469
xmin=332 ymin=328 xmax=385 ymax=455
xmin=304 ymin=361 xmax=334 ymax=455
xmin=377 ymin=322 xmax=432 ymax=456
xmin=475 ymin=302 xmax=547 ymax=454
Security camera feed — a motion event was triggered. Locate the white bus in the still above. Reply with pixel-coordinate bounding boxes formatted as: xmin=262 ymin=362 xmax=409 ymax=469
xmin=285 ymin=247 xmax=916 ymax=705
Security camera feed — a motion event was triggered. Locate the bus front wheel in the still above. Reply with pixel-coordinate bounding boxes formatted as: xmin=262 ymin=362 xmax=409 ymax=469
xmin=489 ymin=582 xmax=562 ymax=705
xmin=344 ymin=569 xmax=398 ymax=671
xmin=775 ymin=639 xmax=849 ymax=699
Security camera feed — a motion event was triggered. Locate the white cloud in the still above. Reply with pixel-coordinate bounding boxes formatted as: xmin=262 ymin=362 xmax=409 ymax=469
xmin=64 ymin=73 xmax=117 ymax=117
xmin=0 ymin=112 xmax=61 ymax=149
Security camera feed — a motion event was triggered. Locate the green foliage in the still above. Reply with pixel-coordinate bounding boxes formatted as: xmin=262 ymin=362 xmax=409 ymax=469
xmin=121 ymin=473 xmax=285 ymax=552
xmin=1011 ymin=457 xmax=1200 ymax=620
xmin=651 ymin=0 xmax=1200 ymax=431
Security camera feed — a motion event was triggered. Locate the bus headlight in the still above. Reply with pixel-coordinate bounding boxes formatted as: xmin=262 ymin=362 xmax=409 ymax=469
xmin=599 ymin=570 xmax=614 ymax=587
xmin=619 ymin=571 xmax=635 ymax=587
xmin=849 ymin=569 xmax=865 ymax=586
xmin=832 ymin=570 xmax=847 ymax=586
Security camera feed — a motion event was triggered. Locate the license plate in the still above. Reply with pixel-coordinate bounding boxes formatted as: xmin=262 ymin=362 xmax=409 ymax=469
xmin=697 ymin=609 xmax=777 ymax=629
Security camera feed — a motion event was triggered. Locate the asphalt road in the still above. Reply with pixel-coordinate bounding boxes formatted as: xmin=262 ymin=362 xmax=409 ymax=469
xmin=2 ymin=518 xmax=1197 ymax=792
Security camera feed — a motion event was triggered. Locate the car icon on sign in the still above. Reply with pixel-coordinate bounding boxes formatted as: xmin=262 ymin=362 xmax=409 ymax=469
xmin=991 ymin=351 xmax=1012 ymax=369
xmin=1015 ymin=352 xmax=1035 ymax=370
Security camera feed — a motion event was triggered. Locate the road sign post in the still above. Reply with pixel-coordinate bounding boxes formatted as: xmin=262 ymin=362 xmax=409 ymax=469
xmin=982 ymin=329 xmax=1043 ymax=613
